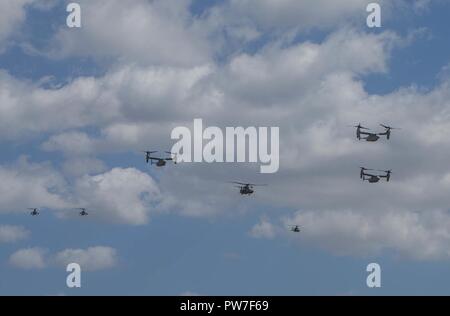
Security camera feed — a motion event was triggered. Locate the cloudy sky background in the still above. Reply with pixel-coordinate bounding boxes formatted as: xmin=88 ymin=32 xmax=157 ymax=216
xmin=1 ymin=0 xmax=450 ymax=295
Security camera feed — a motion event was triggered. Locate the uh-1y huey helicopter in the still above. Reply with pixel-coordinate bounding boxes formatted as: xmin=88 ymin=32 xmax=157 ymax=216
xmin=352 ymin=123 xmax=400 ymax=142
xmin=360 ymin=167 xmax=392 ymax=183
xmin=142 ymin=151 xmax=177 ymax=167
xmin=230 ymin=182 xmax=267 ymax=196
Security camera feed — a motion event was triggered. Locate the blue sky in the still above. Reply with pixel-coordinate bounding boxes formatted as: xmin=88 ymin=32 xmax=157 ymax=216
xmin=2 ymin=0 xmax=450 ymax=296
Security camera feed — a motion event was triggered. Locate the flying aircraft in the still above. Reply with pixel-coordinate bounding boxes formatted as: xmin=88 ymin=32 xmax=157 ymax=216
xmin=360 ymin=167 xmax=392 ymax=183
xmin=142 ymin=151 xmax=177 ymax=167
xmin=378 ymin=124 xmax=401 ymax=140
xmin=289 ymin=225 xmax=301 ymax=233
xmin=75 ymin=208 xmax=89 ymax=216
xmin=230 ymin=182 xmax=267 ymax=195
xmin=28 ymin=208 xmax=40 ymax=216
xmin=351 ymin=123 xmax=400 ymax=142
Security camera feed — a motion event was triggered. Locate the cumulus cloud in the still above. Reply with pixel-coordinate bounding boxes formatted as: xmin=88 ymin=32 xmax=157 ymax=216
xmin=42 ymin=132 xmax=97 ymax=156
xmin=9 ymin=246 xmax=118 ymax=271
xmin=0 ymin=157 xmax=68 ymax=214
xmin=53 ymin=246 xmax=117 ymax=271
xmin=249 ymin=216 xmax=277 ymax=239
xmin=0 ymin=64 xmax=212 ymax=141
xmin=61 ymin=157 xmax=107 ymax=178
xmin=199 ymin=0 xmax=430 ymax=47
xmin=0 ymin=158 xmax=163 ymax=225
xmin=48 ymin=0 xmax=211 ymax=66
xmin=0 ymin=0 xmax=57 ymax=51
xmin=283 ymin=209 xmax=450 ymax=260
xmin=0 ymin=225 xmax=30 ymax=243
xmin=0 ymin=0 xmax=449 ymax=262
xmin=73 ymin=168 xmax=162 ymax=225
xmin=9 ymin=248 xmax=47 ymax=270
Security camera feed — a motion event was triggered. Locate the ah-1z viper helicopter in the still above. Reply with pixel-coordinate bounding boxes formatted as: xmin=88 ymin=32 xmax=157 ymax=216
xmin=352 ymin=124 xmax=400 ymax=142
xmin=360 ymin=167 xmax=392 ymax=183
xmin=143 ymin=151 xmax=177 ymax=167
xmin=28 ymin=208 xmax=40 ymax=216
xmin=231 ymin=182 xmax=267 ymax=195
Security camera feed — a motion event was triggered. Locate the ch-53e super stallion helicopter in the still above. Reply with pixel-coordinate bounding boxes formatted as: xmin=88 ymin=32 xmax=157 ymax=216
xmin=351 ymin=124 xmax=400 ymax=142
xmin=142 ymin=151 xmax=177 ymax=167
xmin=360 ymin=167 xmax=392 ymax=183
xmin=230 ymin=182 xmax=267 ymax=196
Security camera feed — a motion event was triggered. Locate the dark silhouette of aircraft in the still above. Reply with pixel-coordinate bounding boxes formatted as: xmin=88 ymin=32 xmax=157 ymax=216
xmin=289 ymin=225 xmax=301 ymax=233
xmin=360 ymin=167 xmax=392 ymax=183
xmin=75 ymin=208 xmax=89 ymax=216
xmin=28 ymin=208 xmax=40 ymax=216
xmin=142 ymin=151 xmax=177 ymax=167
xmin=231 ymin=182 xmax=267 ymax=195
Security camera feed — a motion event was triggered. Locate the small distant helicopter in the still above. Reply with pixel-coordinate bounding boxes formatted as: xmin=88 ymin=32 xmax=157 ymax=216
xmin=142 ymin=151 xmax=177 ymax=167
xmin=28 ymin=208 xmax=40 ymax=216
xmin=360 ymin=167 xmax=392 ymax=183
xmin=351 ymin=124 xmax=400 ymax=142
xmin=289 ymin=225 xmax=301 ymax=233
xmin=75 ymin=208 xmax=89 ymax=216
xmin=230 ymin=182 xmax=267 ymax=195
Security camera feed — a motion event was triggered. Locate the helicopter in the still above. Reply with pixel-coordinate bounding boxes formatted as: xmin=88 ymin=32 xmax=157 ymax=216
xmin=231 ymin=182 xmax=267 ymax=195
xmin=28 ymin=208 xmax=40 ymax=216
xmin=75 ymin=208 xmax=89 ymax=216
xmin=142 ymin=151 xmax=177 ymax=167
xmin=351 ymin=124 xmax=400 ymax=142
xmin=360 ymin=167 xmax=392 ymax=183
xmin=289 ymin=225 xmax=301 ymax=233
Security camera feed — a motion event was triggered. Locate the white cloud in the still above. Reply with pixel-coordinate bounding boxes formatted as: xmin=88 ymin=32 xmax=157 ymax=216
xmin=42 ymin=132 xmax=96 ymax=156
xmin=0 ymin=157 xmax=68 ymax=214
xmin=0 ymin=225 xmax=30 ymax=243
xmin=62 ymin=157 xmax=107 ymax=178
xmin=201 ymin=0 xmax=430 ymax=42
xmin=73 ymin=168 xmax=162 ymax=225
xmin=53 ymin=246 xmax=117 ymax=271
xmin=249 ymin=216 xmax=277 ymax=239
xmin=0 ymin=0 xmax=449 ymax=262
xmin=283 ymin=209 xmax=450 ymax=260
xmin=0 ymin=64 xmax=212 ymax=141
xmin=9 ymin=246 xmax=118 ymax=271
xmin=48 ymin=0 xmax=211 ymax=66
xmin=0 ymin=0 xmax=57 ymax=51
xmin=0 ymin=0 xmax=33 ymax=50
xmin=9 ymin=248 xmax=47 ymax=270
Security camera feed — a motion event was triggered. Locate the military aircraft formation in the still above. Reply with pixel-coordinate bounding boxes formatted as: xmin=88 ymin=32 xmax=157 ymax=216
xmin=24 ymin=124 xmax=400 ymax=235
xmin=360 ymin=168 xmax=392 ymax=183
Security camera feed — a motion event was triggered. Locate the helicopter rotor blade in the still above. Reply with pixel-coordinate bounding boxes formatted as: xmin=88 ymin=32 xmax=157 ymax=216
xmin=380 ymin=124 xmax=401 ymax=130
xmin=377 ymin=170 xmax=393 ymax=173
